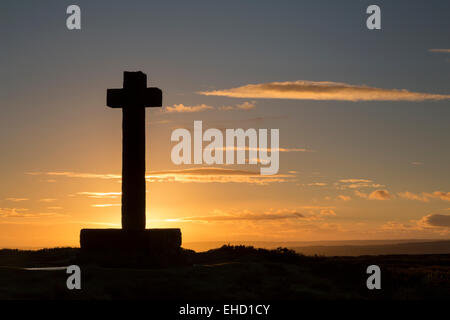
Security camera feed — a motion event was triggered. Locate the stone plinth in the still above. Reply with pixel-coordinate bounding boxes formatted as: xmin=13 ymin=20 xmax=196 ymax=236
xmin=80 ymin=228 xmax=181 ymax=252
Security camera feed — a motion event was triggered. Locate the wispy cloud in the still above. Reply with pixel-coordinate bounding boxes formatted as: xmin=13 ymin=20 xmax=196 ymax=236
xmin=91 ymin=204 xmax=121 ymax=208
xmin=355 ymin=190 xmax=391 ymax=200
xmin=0 ymin=207 xmax=63 ymax=218
xmin=319 ymin=209 xmax=336 ymax=216
xmin=219 ymin=146 xmax=312 ymax=153
xmin=397 ymin=191 xmax=429 ymax=202
xmin=308 ymin=182 xmax=328 ymax=187
xmin=235 ymin=101 xmax=256 ymax=110
xmin=47 ymin=206 xmax=63 ymax=210
xmin=171 ymin=209 xmax=304 ymax=222
xmin=39 ymin=198 xmax=57 ymax=203
xmin=381 ymin=214 xmax=450 ymax=233
xmin=198 ymin=80 xmax=450 ymax=101
xmin=369 ymin=190 xmax=391 ymax=200
xmin=164 ymin=104 xmax=214 ymax=113
xmin=428 ymin=49 xmax=450 ymax=53
xmin=398 ymin=191 xmax=450 ymax=202
xmin=336 ymin=195 xmax=351 ymax=201
xmin=166 ymin=206 xmax=336 ymax=223
xmin=26 ymin=171 xmax=120 ymax=179
xmin=146 ymin=168 xmax=294 ymax=185
xmin=68 ymin=221 xmax=120 ymax=227
xmin=5 ymin=198 xmax=29 ymax=202
xmin=76 ymin=192 xmax=121 ymax=199
xmin=339 ymin=179 xmax=372 ymax=183
xmin=425 ymin=191 xmax=450 ymax=201
xmin=380 ymin=221 xmax=421 ymax=232
xmin=337 ymin=179 xmax=384 ymax=189
xmin=28 ymin=168 xmax=294 ymax=185
xmin=164 ymin=101 xmax=256 ymax=113
xmin=420 ymin=214 xmax=450 ymax=228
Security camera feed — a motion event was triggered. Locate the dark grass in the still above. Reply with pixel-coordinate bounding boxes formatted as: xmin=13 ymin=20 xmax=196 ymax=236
xmin=0 ymin=245 xmax=449 ymax=300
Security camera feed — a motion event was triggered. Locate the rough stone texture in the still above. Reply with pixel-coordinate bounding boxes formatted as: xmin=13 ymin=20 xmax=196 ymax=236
xmin=80 ymin=228 xmax=182 ymax=252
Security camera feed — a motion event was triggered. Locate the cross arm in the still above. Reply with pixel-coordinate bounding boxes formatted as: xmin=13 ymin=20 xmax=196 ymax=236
xmin=107 ymin=88 xmax=162 ymax=108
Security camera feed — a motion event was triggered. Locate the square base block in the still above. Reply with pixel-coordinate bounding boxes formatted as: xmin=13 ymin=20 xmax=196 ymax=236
xmin=80 ymin=228 xmax=182 ymax=252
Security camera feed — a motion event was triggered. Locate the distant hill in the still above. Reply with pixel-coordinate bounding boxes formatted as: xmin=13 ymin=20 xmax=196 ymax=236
xmin=291 ymin=240 xmax=450 ymax=256
xmin=183 ymin=239 xmax=447 ymax=254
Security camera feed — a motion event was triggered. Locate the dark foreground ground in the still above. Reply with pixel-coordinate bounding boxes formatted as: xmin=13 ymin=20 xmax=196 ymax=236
xmin=0 ymin=245 xmax=449 ymax=300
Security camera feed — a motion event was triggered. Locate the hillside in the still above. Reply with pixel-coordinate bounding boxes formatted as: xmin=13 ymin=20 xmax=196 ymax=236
xmin=0 ymin=246 xmax=449 ymax=300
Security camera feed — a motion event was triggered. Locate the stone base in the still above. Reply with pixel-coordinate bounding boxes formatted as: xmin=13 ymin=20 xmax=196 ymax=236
xmin=79 ymin=228 xmax=183 ymax=267
xmin=80 ymin=228 xmax=181 ymax=251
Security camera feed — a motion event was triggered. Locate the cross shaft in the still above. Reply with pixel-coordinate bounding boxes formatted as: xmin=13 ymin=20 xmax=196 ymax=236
xmin=106 ymin=71 xmax=162 ymax=230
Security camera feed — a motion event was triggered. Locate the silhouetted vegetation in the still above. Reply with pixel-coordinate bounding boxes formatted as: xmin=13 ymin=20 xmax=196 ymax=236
xmin=0 ymin=246 xmax=449 ymax=300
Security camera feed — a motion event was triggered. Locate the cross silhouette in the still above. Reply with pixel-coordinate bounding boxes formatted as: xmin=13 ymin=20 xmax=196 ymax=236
xmin=80 ymin=72 xmax=181 ymax=257
xmin=107 ymin=71 xmax=162 ymax=230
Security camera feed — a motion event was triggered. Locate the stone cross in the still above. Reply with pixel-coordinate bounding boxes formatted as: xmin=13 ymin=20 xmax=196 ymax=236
xmin=107 ymin=71 xmax=162 ymax=230
xmin=80 ymin=71 xmax=180 ymax=257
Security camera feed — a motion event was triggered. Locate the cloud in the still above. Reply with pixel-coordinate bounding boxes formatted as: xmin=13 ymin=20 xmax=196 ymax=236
xmin=165 ymin=101 xmax=256 ymax=113
xmin=146 ymin=167 xmax=294 ymax=185
xmin=172 ymin=209 xmax=304 ymax=222
xmin=91 ymin=204 xmax=121 ymax=208
xmin=0 ymin=208 xmax=28 ymax=217
xmin=219 ymin=146 xmax=312 ymax=153
xmin=76 ymin=192 xmax=121 ymax=199
xmin=28 ymin=168 xmax=294 ymax=185
xmin=218 ymin=105 xmax=234 ymax=111
xmin=380 ymin=221 xmax=420 ymax=232
xmin=429 ymin=49 xmax=450 ymax=53
xmin=164 ymin=104 xmax=214 ymax=113
xmin=319 ymin=209 xmax=336 ymax=216
xmin=26 ymin=171 xmax=121 ymax=179
xmin=236 ymin=101 xmax=256 ymax=110
xmin=380 ymin=215 xmax=450 ymax=236
xmin=198 ymin=80 xmax=450 ymax=101
xmin=308 ymin=182 xmax=328 ymax=187
xmin=354 ymin=190 xmax=368 ymax=199
xmin=67 ymin=221 xmax=121 ymax=227
xmin=297 ymin=206 xmax=337 ymax=220
xmin=5 ymin=198 xmax=29 ymax=202
xmin=336 ymin=195 xmax=351 ymax=201
xmin=339 ymin=179 xmax=372 ymax=183
xmin=369 ymin=190 xmax=391 ymax=200
xmin=410 ymin=161 xmax=423 ymax=166
xmin=381 ymin=214 xmax=450 ymax=234
xmin=397 ymin=191 xmax=429 ymax=202
xmin=420 ymin=214 xmax=450 ymax=228
xmin=166 ymin=206 xmax=336 ymax=224
xmin=355 ymin=190 xmax=391 ymax=200
xmin=424 ymin=191 xmax=450 ymax=201
xmin=39 ymin=198 xmax=57 ymax=203
xmin=350 ymin=184 xmax=384 ymax=189
xmin=398 ymin=191 xmax=450 ymax=202
xmin=149 ymin=119 xmax=173 ymax=125
xmin=219 ymin=101 xmax=257 ymax=111
xmin=0 ymin=207 xmax=63 ymax=218
xmin=338 ymin=178 xmax=383 ymax=190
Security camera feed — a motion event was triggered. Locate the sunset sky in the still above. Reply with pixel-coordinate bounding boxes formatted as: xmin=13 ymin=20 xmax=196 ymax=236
xmin=1 ymin=0 xmax=450 ymax=248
